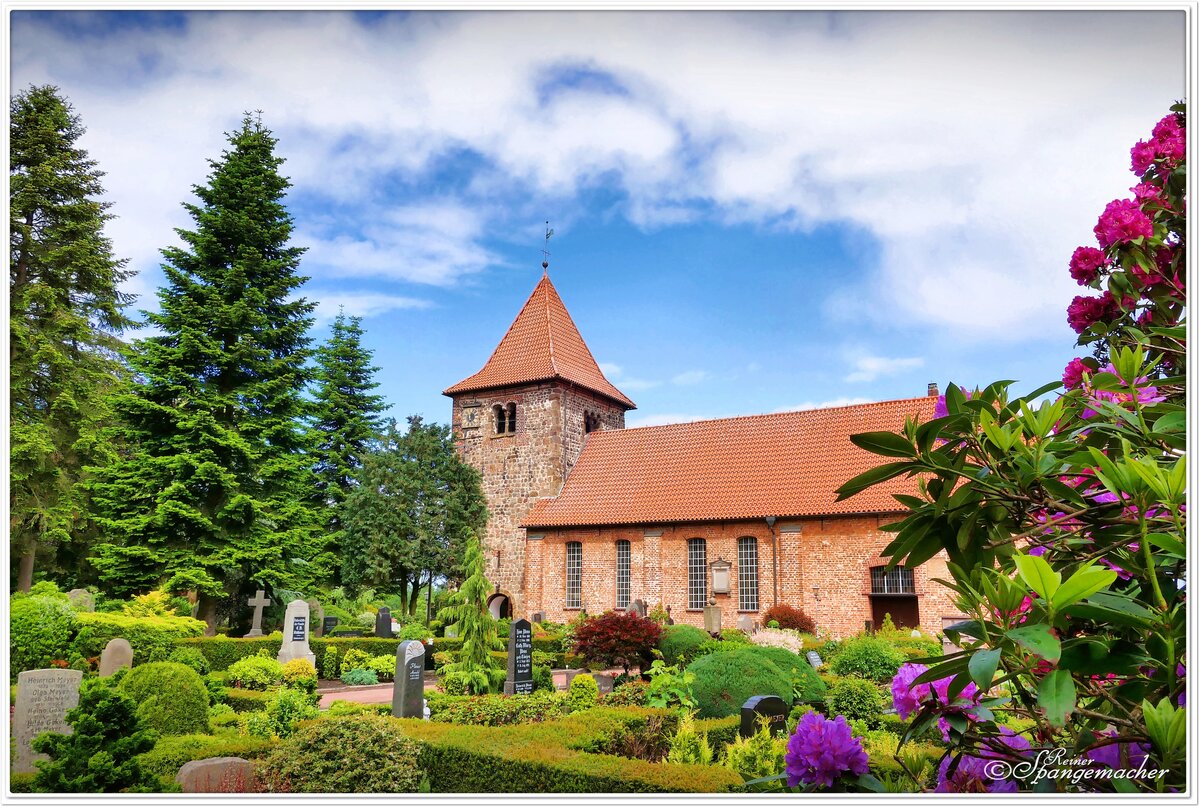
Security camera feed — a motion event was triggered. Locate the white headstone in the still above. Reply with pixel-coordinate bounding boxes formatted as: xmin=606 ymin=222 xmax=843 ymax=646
xmin=13 ymin=669 xmax=83 ymax=773
xmin=276 ymin=600 xmax=315 ymax=667
xmin=99 ymin=638 xmax=133 ymax=676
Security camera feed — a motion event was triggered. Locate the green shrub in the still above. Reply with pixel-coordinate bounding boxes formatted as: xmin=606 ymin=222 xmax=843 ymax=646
xmin=227 ymin=653 xmax=284 ymax=690
xmin=256 ymin=714 xmax=425 ymax=793
xmin=241 ymin=687 xmax=319 ymax=740
xmin=738 ymin=645 xmax=826 ymax=702
xmin=602 ymin=680 xmax=650 ymax=708
xmin=533 ymin=664 xmax=555 ymax=693
xmin=695 ymin=715 xmax=742 ymax=754
xmin=340 ymin=647 xmax=373 ymax=671
xmin=341 ymin=667 xmax=379 ymax=686
xmin=324 ymin=700 xmax=392 ymax=718
xmin=891 ymin=637 xmax=941 ymax=661
xmin=686 ymin=650 xmax=792 ymax=719
xmin=829 ymin=635 xmax=907 ymax=683
xmin=567 ymin=674 xmax=599 ymax=712
xmin=366 ymin=654 xmax=396 ymax=682
xmin=719 ymin=629 xmax=753 ymax=645
xmin=135 ymin=733 xmax=271 ymax=781
xmin=167 ymin=646 xmax=211 ymax=676
xmin=658 ymin=624 xmax=710 ymax=666
xmin=827 ymin=677 xmax=884 ymax=726
xmin=119 ymin=662 xmax=210 ymax=736
xmin=224 ymin=688 xmax=271 ymax=713
xmin=666 ymin=712 xmax=713 ymax=765
xmin=171 ymin=636 xmax=282 ymax=671
xmin=281 ymin=658 xmax=317 ymax=694
xmin=399 ymin=623 xmax=433 ymax=641
xmin=427 ymin=690 xmax=567 ymax=726
xmin=31 ymin=678 xmax=159 ymax=793
xmin=721 ymin=723 xmax=788 ymax=791
xmin=10 ymin=595 xmax=78 ymax=677
xmin=71 ymin=612 xmax=205 ymax=666
xmin=322 ymin=645 xmax=340 ymax=679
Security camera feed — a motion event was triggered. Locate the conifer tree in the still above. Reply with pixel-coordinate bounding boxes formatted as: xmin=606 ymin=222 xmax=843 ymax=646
xmin=89 ymin=114 xmax=320 ymax=628
xmin=309 ymin=310 xmax=388 ymax=563
xmin=9 ymin=85 xmax=133 ymax=591
xmin=435 ymin=532 xmax=505 ymax=695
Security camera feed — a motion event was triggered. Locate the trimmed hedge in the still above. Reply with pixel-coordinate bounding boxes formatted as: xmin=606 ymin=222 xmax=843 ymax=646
xmin=658 ymin=625 xmax=710 ymax=666
xmin=694 ymin=715 xmax=741 ymax=753
xmin=224 ymin=688 xmax=272 ymax=712
xmin=136 ymin=732 xmax=272 ymax=781
xmin=739 ymin=645 xmax=826 ymax=702
xmin=73 ymin=612 xmax=205 ymax=665
xmin=119 ymin=662 xmax=210 ymax=735
xmin=395 ymin=708 xmax=744 ymax=792
xmin=686 ymin=650 xmax=793 ymax=719
xmin=426 ymin=691 xmax=567 ymax=726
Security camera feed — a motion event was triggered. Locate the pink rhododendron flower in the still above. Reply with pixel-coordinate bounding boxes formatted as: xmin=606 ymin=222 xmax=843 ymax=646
xmin=1062 ymin=357 xmax=1091 ymax=390
xmin=1130 ymin=139 xmax=1157 ymax=175
xmin=934 ymin=728 xmax=1030 ymax=793
xmin=1132 ymin=182 xmax=1162 ymax=204
xmin=1152 ymin=114 xmax=1186 ymax=163
xmin=1067 ymin=292 xmax=1119 ymax=334
xmin=1080 ymin=362 xmax=1166 ymax=418
xmin=1094 ymin=199 xmax=1154 ymax=248
xmin=1069 ymin=246 xmax=1107 ymax=285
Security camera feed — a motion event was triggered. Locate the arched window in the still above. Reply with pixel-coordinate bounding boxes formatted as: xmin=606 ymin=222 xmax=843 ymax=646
xmin=584 ymin=411 xmax=600 ymax=434
xmin=493 ymin=404 xmax=506 ymax=434
xmin=738 ymin=537 xmax=759 ymax=612
xmin=687 ymin=538 xmax=707 ymax=609
xmin=506 ymin=402 xmax=517 ymax=432
xmin=615 ymin=540 xmax=631 ymax=609
xmin=565 ymin=542 xmax=583 ymax=609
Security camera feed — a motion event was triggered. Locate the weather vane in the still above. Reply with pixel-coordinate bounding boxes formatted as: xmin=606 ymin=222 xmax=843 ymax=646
xmin=542 ymin=221 xmax=554 ymax=275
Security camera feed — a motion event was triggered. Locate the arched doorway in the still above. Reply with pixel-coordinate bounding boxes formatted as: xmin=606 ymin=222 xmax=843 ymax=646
xmin=487 ymin=593 xmax=511 ymax=619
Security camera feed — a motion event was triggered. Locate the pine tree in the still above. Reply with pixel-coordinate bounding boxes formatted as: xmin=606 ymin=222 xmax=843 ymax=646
xmin=89 ymin=113 xmax=320 ymax=629
xmin=9 ymin=85 xmax=133 ymax=591
xmin=435 ymin=532 xmax=505 ymax=695
xmin=309 ymin=310 xmax=388 ymax=566
xmin=340 ymin=416 xmax=487 ymax=613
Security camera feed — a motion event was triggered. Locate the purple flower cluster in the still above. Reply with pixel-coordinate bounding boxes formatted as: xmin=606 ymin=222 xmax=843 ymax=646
xmin=890 ymin=662 xmax=981 ymax=737
xmin=1080 ymin=361 xmax=1166 ymax=419
xmin=1093 ymin=199 xmax=1154 ymax=249
xmin=1069 ymin=246 xmax=1108 ymax=286
xmin=1130 ymin=113 xmax=1186 ymax=175
xmin=934 ymin=727 xmax=1030 ymax=793
xmin=1086 ymin=731 xmax=1150 ymax=770
xmin=1066 ymin=291 xmax=1120 ymax=334
xmin=784 ymin=711 xmax=869 ymax=788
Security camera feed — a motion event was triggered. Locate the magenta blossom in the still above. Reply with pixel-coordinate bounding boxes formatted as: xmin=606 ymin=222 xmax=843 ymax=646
xmin=1067 ymin=292 xmax=1119 ymax=334
xmin=1080 ymin=361 xmax=1166 ymax=418
xmin=1132 ymin=182 xmax=1162 ymax=204
xmin=1177 ymin=662 xmax=1185 ymax=707
xmin=1068 ymin=246 xmax=1108 ymax=286
xmin=785 ymin=712 xmax=869 ymax=788
xmin=1086 ymin=731 xmax=1150 ymax=770
xmin=932 ymin=387 xmax=974 ymax=419
xmin=1130 ymin=139 xmax=1157 ymax=175
xmin=1152 ymin=114 xmax=1186 ymax=163
xmin=934 ymin=728 xmax=1030 ymax=793
xmin=891 ymin=663 xmax=927 ymax=719
xmin=1094 ymin=199 xmax=1154 ymax=249
xmin=1062 ymin=357 xmax=1091 ymax=390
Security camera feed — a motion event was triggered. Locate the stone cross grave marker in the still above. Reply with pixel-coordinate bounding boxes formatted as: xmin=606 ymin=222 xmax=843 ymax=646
xmin=175 ymin=757 xmax=254 ymax=793
xmin=392 ymin=640 xmax=426 ymax=718
xmin=244 ymin=589 xmax=272 ymax=638
xmin=276 ymin=599 xmax=315 ymax=666
xmin=375 ymin=606 xmax=395 ymax=638
xmin=740 ymin=694 xmax=790 ymax=739
xmin=503 ymin=618 xmax=534 ymax=695
xmin=66 ymin=588 xmax=95 ymax=612
xmin=322 ymin=616 xmax=339 ymax=636
xmin=805 ymin=650 xmax=824 ymax=669
xmin=99 ymin=638 xmax=133 ymax=677
xmin=13 ymin=669 xmax=83 ymax=773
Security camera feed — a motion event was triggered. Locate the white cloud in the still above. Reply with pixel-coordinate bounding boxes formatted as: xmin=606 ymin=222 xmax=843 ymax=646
xmin=671 ymin=369 xmax=710 ymax=386
xmin=626 ymin=412 xmax=714 ymax=428
xmin=311 ymin=292 xmax=431 ymax=322
xmin=597 ymin=361 xmax=660 ymax=391
xmin=843 ymin=355 xmax=925 ymax=383
xmin=773 ymin=397 xmax=875 ymax=413
xmin=10 ymin=10 xmax=1183 ymax=340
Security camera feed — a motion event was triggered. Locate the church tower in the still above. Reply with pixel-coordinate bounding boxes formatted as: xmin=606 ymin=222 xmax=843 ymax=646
xmin=443 ymin=274 xmax=635 ymax=617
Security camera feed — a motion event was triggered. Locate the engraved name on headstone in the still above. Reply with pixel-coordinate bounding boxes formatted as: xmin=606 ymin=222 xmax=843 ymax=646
xmin=805 ymin=650 xmax=823 ymax=669
xmin=740 ymin=694 xmax=789 ymax=739
xmin=276 ymin=599 xmax=315 ymax=666
xmin=503 ymin=618 xmax=534 ymax=696
xmin=13 ymin=669 xmax=83 ymax=773
xmin=391 ymin=640 xmax=426 ymax=718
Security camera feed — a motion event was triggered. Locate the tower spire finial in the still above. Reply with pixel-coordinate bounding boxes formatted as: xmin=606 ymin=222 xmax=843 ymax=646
xmin=542 ymin=221 xmax=554 ymax=276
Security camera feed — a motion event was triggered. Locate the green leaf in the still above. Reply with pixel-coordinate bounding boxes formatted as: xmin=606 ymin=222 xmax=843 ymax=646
xmin=1050 ymin=565 xmax=1117 ymax=610
xmin=835 ymin=462 xmax=914 ymax=501
xmin=967 ymin=648 xmax=1001 ymax=690
xmin=848 ymin=431 xmax=917 ymax=458
xmin=1006 ymin=624 xmax=1061 ymax=663
xmin=1013 ymin=554 xmax=1061 ymax=600
xmin=1037 ymin=670 xmax=1076 ymax=727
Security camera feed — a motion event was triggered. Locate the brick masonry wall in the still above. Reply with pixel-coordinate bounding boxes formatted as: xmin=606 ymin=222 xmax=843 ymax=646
xmin=526 ymin=516 xmax=964 ymax=638
xmin=450 ymin=381 xmax=626 ymax=614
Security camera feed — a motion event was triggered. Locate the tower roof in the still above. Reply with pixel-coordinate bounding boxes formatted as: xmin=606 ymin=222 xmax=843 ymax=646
xmin=443 ymin=274 xmax=636 ymax=409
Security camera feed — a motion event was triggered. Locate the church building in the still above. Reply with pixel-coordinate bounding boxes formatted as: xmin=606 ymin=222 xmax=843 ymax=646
xmin=444 ymin=273 xmax=962 ymax=638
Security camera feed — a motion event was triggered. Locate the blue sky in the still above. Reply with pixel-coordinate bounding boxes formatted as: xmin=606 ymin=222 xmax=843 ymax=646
xmin=10 ymin=10 xmax=1186 ymax=426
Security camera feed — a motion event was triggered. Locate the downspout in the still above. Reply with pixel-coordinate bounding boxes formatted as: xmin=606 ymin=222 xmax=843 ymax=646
xmin=765 ymin=516 xmax=779 ymax=607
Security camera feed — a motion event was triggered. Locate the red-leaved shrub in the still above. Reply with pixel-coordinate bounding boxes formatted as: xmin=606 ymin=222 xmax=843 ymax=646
xmin=761 ymin=603 xmax=816 ymax=633
xmin=570 ymin=611 xmax=662 ymax=673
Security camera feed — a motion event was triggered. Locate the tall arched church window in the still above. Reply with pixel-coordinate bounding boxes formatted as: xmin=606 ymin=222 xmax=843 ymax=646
xmin=493 ymin=404 xmax=506 ymax=434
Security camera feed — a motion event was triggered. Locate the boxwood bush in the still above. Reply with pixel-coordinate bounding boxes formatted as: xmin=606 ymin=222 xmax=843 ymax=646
xmin=426 ymin=691 xmax=567 ymax=726
xmin=135 ymin=733 xmax=271 ymax=782
xmin=826 ymin=677 xmax=885 ymax=726
xmin=738 ymin=645 xmax=826 ymax=702
xmin=227 ymin=654 xmax=284 ymax=690
xmin=72 ymin=612 xmax=205 ymax=666
xmin=119 ymin=662 xmax=211 ymax=735
xmin=167 ymin=647 xmax=211 ymax=675
xmin=10 ymin=595 xmax=77 ymax=678
xmin=828 ymin=635 xmax=907 ymax=683
xmin=685 ymin=650 xmax=792 ymax=719
xmin=658 ymin=625 xmax=710 ymax=666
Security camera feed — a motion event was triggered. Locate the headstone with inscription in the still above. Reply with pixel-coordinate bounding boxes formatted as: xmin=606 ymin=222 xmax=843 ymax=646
xmin=805 ymin=650 xmax=824 ymax=669
xmin=503 ymin=618 xmax=533 ymax=695
xmin=276 ymin=599 xmax=315 ymax=666
xmin=375 ymin=606 xmax=395 ymax=638
xmin=531 ymin=612 xmax=545 ymax=624
xmin=322 ymin=616 xmax=339 ymax=636
xmin=740 ymin=694 xmax=789 ymax=738
xmin=244 ymin=589 xmax=272 ymax=638
xmin=391 ymin=640 xmax=426 ymax=718
xmin=99 ymin=638 xmax=133 ymax=676
xmin=737 ymin=614 xmax=755 ymax=633
xmin=175 ymin=757 xmax=254 ymax=793
xmin=593 ymin=672 xmax=615 ymax=695
xmin=66 ymin=588 xmax=95 ymax=612
xmin=13 ymin=669 xmax=83 ymax=773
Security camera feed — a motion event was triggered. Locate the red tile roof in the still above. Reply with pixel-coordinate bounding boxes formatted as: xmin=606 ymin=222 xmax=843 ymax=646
xmin=443 ymin=274 xmax=636 ymax=409
xmin=523 ymin=396 xmax=937 ymax=527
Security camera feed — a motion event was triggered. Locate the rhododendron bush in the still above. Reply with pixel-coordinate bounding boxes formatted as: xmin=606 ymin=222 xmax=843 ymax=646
xmin=836 ymin=104 xmax=1187 ymax=793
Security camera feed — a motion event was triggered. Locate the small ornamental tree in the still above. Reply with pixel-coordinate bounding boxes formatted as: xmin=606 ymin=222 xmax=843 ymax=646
xmin=840 ymin=105 xmax=1187 ymax=792
xmin=434 ymin=533 xmax=504 ymax=694
xmin=570 ymin=610 xmax=663 ymax=674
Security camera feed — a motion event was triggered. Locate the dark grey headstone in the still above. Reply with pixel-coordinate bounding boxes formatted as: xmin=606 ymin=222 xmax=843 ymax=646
xmin=503 ymin=618 xmax=534 ymax=695
xmin=805 ymin=650 xmax=823 ymax=669
xmin=322 ymin=616 xmax=339 ymax=636
xmin=375 ymin=607 xmax=395 ymax=638
xmin=392 ymin=640 xmax=426 ymax=718
xmin=531 ymin=612 xmax=545 ymax=624
xmin=337 ymin=629 xmax=365 ymax=638
xmin=593 ymin=673 xmax=614 ymax=695
xmin=740 ymin=694 xmax=790 ymax=738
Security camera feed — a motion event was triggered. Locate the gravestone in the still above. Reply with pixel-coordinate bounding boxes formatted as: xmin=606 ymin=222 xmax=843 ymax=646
xmin=740 ymin=694 xmax=789 ymax=738
xmin=444 ymin=625 xmax=459 ymax=639
xmin=375 ymin=606 xmax=395 ymax=638
xmin=244 ymin=589 xmax=272 ymax=638
xmin=531 ymin=612 xmax=545 ymax=624
xmin=13 ymin=669 xmax=83 ymax=773
xmin=175 ymin=757 xmax=254 ymax=793
xmin=307 ymin=599 xmax=325 ymax=636
xmin=628 ymin=599 xmax=647 ymax=619
xmin=737 ymin=614 xmax=755 ymax=633
xmin=322 ymin=616 xmax=339 ymax=636
xmin=593 ymin=673 xmax=615 ymax=695
xmin=99 ymin=638 xmax=133 ymax=677
xmin=66 ymin=588 xmax=95 ymax=612
xmin=503 ymin=618 xmax=534 ymax=695
xmin=805 ymin=650 xmax=823 ymax=669
xmin=703 ymin=601 xmax=722 ymax=635
xmin=665 ymin=605 xmax=674 ymax=625
xmin=276 ymin=599 xmax=315 ymax=666
xmin=391 ymin=640 xmax=426 ymax=718
xmin=337 ymin=629 xmax=365 ymax=638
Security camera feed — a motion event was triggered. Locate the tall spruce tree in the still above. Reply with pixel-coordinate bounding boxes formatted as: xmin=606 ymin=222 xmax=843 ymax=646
xmin=89 ymin=114 xmax=320 ymax=629
xmin=309 ymin=309 xmax=388 ymax=568
xmin=10 ymin=85 xmax=133 ymax=591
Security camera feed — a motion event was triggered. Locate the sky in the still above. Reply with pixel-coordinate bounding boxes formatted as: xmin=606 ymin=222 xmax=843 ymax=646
xmin=9 ymin=9 xmax=1187 ymax=427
